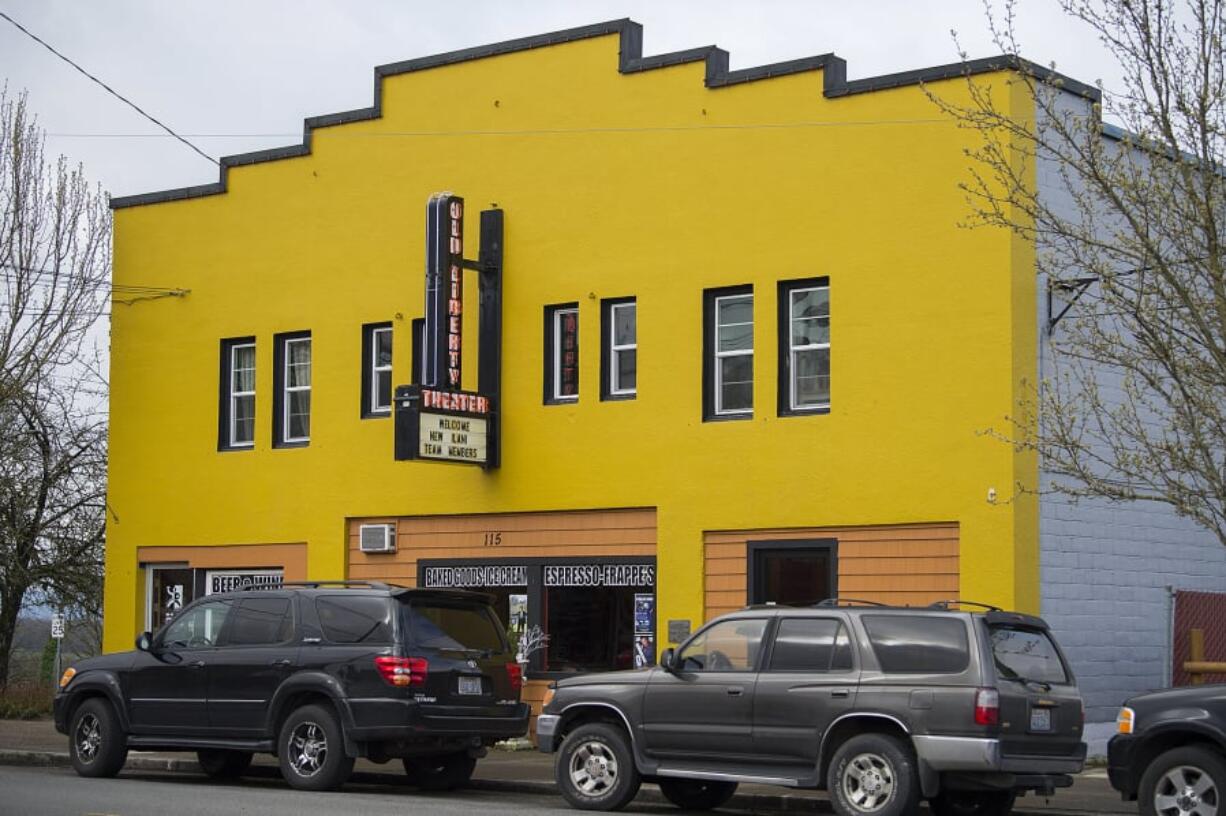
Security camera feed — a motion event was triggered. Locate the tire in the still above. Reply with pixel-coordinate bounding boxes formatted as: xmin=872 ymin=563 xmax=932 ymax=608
xmin=277 ymin=704 xmax=354 ymax=791
xmin=68 ymin=697 xmax=128 ymax=778
xmin=1139 ymin=745 xmax=1226 ymax=816
xmin=828 ymin=733 xmax=920 ymax=816
xmin=555 ymin=722 xmax=642 ymax=811
xmin=197 ymin=749 xmax=254 ymax=779
xmin=930 ymin=790 xmax=1017 ymax=816
xmin=658 ymin=778 xmax=738 ymax=810
xmin=402 ymin=752 xmax=477 ymax=791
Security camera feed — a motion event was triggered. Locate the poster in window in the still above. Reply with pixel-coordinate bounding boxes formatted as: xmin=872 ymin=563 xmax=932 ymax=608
xmin=634 ymin=633 xmax=655 ymax=668
xmin=634 ymin=593 xmax=655 ymax=634
xmin=508 ymin=593 xmax=528 ymax=636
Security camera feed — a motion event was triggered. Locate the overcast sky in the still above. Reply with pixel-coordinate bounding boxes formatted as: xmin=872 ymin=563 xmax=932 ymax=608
xmin=1 ymin=1 xmax=1121 ymax=200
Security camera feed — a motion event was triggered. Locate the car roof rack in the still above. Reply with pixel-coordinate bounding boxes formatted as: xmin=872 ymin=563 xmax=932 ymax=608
xmin=245 ymin=580 xmax=395 ymax=591
xmin=815 ymin=598 xmax=889 ymax=608
xmin=927 ymin=599 xmax=1002 ymax=612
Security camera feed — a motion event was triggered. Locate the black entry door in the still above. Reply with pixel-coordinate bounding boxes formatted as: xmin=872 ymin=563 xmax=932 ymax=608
xmin=749 ymin=540 xmax=836 ymax=606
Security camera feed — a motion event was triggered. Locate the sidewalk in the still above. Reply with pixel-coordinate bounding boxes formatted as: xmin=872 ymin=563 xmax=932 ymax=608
xmin=0 ymin=718 xmax=1129 ymax=814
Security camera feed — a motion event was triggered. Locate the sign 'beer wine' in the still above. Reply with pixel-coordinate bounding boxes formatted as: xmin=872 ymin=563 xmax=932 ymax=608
xmin=394 ymin=193 xmax=503 ymax=469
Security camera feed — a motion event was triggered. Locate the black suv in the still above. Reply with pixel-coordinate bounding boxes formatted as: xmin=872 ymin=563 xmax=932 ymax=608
xmin=1108 ymin=685 xmax=1226 ymax=816
xmin=54 ymin=581 xmax=529 ymax=791
xmin=538 ymin=601 xmax=1085 ymax=816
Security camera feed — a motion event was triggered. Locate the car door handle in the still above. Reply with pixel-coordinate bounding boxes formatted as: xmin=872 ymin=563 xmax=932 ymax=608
xmin=726 ymin=687 xmax=744 ymax=697
xmin=831 ymin=688 xmax=850 ymax=698
xmin=271 ymin=659 xmax=292 ymax=667
xmin=190 ymin=660 xmax=205 ymax=669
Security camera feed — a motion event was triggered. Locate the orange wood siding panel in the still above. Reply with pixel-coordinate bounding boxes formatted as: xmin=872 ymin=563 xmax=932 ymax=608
xmin=348 ymin=508 xmax=657 ymax=587
xmin=703 ymin=523 xmax=959 ymax=620
xmin=137 ymin=543 xmax=308 ymax=581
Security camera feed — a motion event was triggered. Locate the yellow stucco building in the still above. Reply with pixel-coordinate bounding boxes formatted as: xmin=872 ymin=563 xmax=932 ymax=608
xmin=106 ymin=21 xmax=1093 ymax=696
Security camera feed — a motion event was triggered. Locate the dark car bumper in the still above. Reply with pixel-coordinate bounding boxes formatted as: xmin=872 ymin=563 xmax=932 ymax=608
xmin=1107 ymin=734 xmax=1139 ymax=799
xmin=344 ymin=698 xmax=530 ymax=743
xmin=52 ymin=693 xmax=69 ymax=735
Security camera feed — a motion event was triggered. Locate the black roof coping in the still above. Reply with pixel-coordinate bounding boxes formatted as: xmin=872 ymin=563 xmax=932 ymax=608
xmin=110 ymin=18 xmax=1101 ymax=210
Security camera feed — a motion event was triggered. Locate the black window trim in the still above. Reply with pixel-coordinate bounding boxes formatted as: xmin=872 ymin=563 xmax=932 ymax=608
xmin=218 ymin=336 xmax=256 ymax=452
xmin=410 ymin=318 xmax=425 ymax=385
xmin=360 ymin=321 xmax=393 ymax=419
xmin=600 ymin=296 xmax=637 ymax=402
xmin=702 ymin=284 xmax=754 ymax=422
xmin=273 ymin=329 xmax=311 ymax=448
xmin=747 ymin=538 xmax=839 ymax=605
xmin=777 ymin=276 xmax=831 ymax=418
xmin=543 ymin=302 xmax=580 ymax=405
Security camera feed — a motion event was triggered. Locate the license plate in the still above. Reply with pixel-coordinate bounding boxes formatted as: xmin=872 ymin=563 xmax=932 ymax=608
xmin=1030 ymin=707 xmax=1052 ymax=732
xmin=458 ymin=676 xmax=483 ymax=695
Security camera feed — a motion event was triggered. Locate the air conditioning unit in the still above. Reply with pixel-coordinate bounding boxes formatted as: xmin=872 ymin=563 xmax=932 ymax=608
xmin=359 ymin=523 xmax=396 ymax=554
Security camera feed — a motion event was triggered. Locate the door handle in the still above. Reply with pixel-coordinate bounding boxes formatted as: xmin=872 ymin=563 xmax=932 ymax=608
xmin=831 ymin=688 xmax=850 ymax=698
xmin=271 ymin=659 xmax=292 ymax=667
xmin=190 ymin=660 xmax=206 ymax=669
xmin=726 ymin=687 xmax=744 ymax=697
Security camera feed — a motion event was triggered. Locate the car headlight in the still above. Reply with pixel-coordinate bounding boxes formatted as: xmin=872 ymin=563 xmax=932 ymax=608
xmin=58 ymin=667 xmax=77 ymax=689
xmin=1116 ymin=706 xmax=1135 ymax=734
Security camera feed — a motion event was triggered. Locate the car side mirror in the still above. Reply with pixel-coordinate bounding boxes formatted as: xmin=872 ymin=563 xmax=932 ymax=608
xmin=135 ymin=631 xmax=153 ymax=652
xmin=660 ymin=647 xmax=677 ymax=672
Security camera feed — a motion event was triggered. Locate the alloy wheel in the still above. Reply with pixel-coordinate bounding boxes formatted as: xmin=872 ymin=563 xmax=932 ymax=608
xmin=288 ymin=721 xmax=328 ymax=778
xmin=1154 ymin=765 xmax=1219 ymax=816
xmin=75 ymin=713 xmax=101 ymax=763
xmin=568 ymin=739 xmax=620 ymax=797
xmin=841 ymin=752 xmax=896 ymax=813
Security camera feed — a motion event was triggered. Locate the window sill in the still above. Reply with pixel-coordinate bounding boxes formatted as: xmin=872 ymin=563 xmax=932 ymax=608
xmin=543 ymin=398 xmax=579 ymax=406
xmin=601 ymin=392 xmax=636 ymax=402
xmin=778 ymin=406 xmax=831 ymax=418
xmin=273 ymin=439 xmax=310 ymax=449
xmin=361 ymin=410 xmax=392 ymax=420
xmin=218 ymin=444 xmax=255 ymax=453
xmin=702 ymin=412 xmax=752 ymax=423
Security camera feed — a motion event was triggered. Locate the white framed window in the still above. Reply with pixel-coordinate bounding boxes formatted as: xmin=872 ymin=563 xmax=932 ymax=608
xmin=280 ymin=335 xmax=311 ymax=444
xmin=787 ymin=284 xmax=830 ymax=411
xmin=229 ymin=342 xmax=256 ymax=447
xmin=368 ymin=325 xmax=392 ymax=415
xmin=713 ymin=293 xmax=753 ymax=415
xmin=607 ymin=301 xmax=637 ymax=397
xmin=548 ymin=306 xmax=579 ymax=402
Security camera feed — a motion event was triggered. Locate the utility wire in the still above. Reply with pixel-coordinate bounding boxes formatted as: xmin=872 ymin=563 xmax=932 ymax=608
xmin=0 ymin=10 xmax=219 ymax=168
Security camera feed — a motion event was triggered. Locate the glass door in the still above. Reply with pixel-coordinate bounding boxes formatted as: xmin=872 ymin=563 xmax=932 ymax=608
xmin=146 ymin=565 xmax=196 ymax=631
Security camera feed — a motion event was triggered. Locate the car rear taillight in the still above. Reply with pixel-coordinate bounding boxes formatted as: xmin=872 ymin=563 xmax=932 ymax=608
xmin=506 ymin=662 xmax=523 ymax=692
xmin=974 ymin=688 xmax=1000 ymax=726
xmin=374 ymin=656 xmax=428 ymax=687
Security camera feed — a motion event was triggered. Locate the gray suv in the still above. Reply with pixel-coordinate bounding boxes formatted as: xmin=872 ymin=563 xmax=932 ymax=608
xmin=537 ymin=601 xmax=1085 ymax=816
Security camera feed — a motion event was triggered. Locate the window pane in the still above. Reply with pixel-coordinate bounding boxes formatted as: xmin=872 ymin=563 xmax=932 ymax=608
xmin=375 ymin=329 xmax=392 ymax=367
xmin=791 ymin=288 xmax=829 ymax=320
xmin=544 ymin=586 xmax=637 ymax=672
xmin=288 ymin=391 xmax=310 ymax=438
xmin=863 ymin=615 xmax=969 ymax=674
xmin=615 ymin=349 xmax=636 ymax=391
xmin=288 ymin=341 xmax=311 ymax=387
xmin=233 ymin=346 xmax=255 ymax=392
xmin=769 ymin=619 xmax=843 ymax=672
xmin=613 ymin=304 xmax=636 ymax=345
xmin=375 ymin=370 xmax=392 ymax=410
xmin=717 ymin=323 xmax=753 ymax=352
xmin=990 ymin=626 xmax=1068 ymax=684
xmin=793 ymin=348 xmax=830 ymax=407
xmin=677 ymin=619 xmax=767 ymax=672
xmin=316 ymin=596 xmax=392 ymax=644
xmin=162 ymin=601 xmax=232 ymax=649
xmin=233 ymin=394 xmax=255 ymax=444
xmin=226 ymin=598 xmax=292 ymax=646
xmin=717 ymin=296 xmax=752 ymax=326
xmin=757 ymin=548 xmax=832 ymax=606
xmin=719 ymin=355 xmax=752 ymax=412
xmin=791 ymin=317 xmax=830 ymax=347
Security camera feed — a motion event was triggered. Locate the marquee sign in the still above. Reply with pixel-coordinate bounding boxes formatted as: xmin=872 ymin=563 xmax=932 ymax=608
xmin=395 ymin=194 xmax=503 ymax=469
xmin=422 ymin=565 xmax=528 ymax=588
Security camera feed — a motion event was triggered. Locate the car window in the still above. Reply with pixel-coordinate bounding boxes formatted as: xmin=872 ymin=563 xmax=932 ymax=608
xmin=990 ymin=626 xmax=1068 ymax=684
xmin=677 ymin=619 xmax=768 ymax=672
xmin=316 ymin=595 xmax=393 ymax=644
xmin=863 ymin=615 xmax=969 ymax=674
xmin=404 ymin=600 xmax=505 ymax=652
xmin=223 ymin=597 xmax=293 ymax=646
xmin=161 ymin=600 xmax=232 ymax=649
xmin=769 ymin=618 xmax=854 ymax=672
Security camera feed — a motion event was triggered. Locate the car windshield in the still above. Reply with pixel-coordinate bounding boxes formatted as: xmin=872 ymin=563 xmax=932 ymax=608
xmin=990 ymin=625 xmax=1068 ymax=685
xmin=403 ymin=599 xmax=506 ymax=654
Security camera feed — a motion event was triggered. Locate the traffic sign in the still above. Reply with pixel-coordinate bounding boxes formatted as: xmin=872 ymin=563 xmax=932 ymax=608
xmin=50 ymin=615 xmax=64 ymax=640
